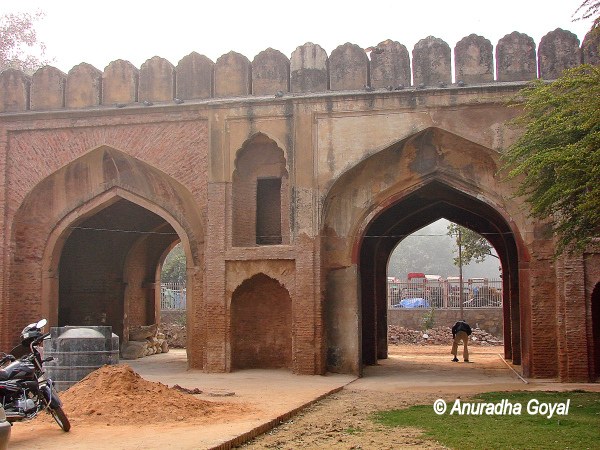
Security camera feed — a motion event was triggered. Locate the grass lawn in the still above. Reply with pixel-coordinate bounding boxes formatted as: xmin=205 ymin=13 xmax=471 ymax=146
xmin=373 ymin=391 xmax=600 ymax=450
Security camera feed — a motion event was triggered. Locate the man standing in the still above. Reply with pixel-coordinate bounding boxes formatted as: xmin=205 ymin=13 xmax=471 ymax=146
xmin=451 ymin=320 xmax=472 ymax=362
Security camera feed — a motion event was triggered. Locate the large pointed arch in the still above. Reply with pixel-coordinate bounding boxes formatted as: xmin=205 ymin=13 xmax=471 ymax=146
xmin=321 ymin=127 xmax=530 ymax=376
xmin=8 ymin=146 xmax=205 ymax=367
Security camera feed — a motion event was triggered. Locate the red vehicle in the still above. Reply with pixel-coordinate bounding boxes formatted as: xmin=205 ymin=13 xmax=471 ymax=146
xmin=407 ymin=272 xmax=425 ymax=280
xmin=402 ymin=273 xmax=426 ymax=300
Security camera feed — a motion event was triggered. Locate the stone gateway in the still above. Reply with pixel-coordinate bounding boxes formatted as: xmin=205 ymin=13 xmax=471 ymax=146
xmin=1 ymin=28 xmax=599 ymax=382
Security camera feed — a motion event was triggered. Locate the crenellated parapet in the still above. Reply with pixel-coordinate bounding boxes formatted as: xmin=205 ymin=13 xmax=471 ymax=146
xmin=0 ymin=27 xmax=598 ymax=113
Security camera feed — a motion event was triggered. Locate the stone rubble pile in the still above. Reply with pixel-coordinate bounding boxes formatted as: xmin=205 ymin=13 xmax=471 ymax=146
xmin=158 ymin=323 xmax=187 ymax=348
xmin=120 ymin=324 xmax=170 ymax=359
xmin=388 ymin=325 xmax=503 ymax=346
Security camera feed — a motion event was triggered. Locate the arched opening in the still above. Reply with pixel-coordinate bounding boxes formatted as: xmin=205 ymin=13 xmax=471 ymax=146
xmin=155 ymin=241 xmax=187 ymax=348
xmin=591 ymin=283 xmax=600 ymax=380
xmin=8 ymin=146 xmax=204 ymax=366
xmin=387 ymin=219 xmax=503 ymax=338
xmin=58 ymin=198 xmax=179 ymax=340
xmin=232 ymin=133 xmax=290 ymax=247
xmin=231 ymin=273 xmax=292 ymax=370
xmin=359 ymin=180 xmax=520 ymax=367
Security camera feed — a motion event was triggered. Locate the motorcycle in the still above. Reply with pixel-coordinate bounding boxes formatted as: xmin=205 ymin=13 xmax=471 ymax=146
xmin=0 ymin=319 xmax=71 ymax=432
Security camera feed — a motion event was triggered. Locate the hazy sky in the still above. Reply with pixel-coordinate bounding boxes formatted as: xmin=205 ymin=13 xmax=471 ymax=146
xmin=8 ymin=0 xmax=596 ymax=73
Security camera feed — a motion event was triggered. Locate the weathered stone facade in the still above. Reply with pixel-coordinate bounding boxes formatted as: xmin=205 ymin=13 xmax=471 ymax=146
xmin=0 ymin=28 xmax=599 ymax=381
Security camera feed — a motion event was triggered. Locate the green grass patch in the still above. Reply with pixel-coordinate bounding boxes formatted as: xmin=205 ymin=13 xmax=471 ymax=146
xmin=372 ymin=391 xmax=600 ymax=450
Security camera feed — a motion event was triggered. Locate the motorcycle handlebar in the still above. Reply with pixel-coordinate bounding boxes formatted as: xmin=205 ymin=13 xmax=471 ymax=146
xmin=0 ymin=354 xmax=16 ymax=365
xmin=33 ymin=332 xmax=50 ymax=346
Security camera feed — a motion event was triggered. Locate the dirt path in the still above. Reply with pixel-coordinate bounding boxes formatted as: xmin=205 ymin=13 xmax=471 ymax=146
xmin=239 ymin=345 xmax=517 ymax=449
xmin=10 ymin=344 xmax=594 ymax=449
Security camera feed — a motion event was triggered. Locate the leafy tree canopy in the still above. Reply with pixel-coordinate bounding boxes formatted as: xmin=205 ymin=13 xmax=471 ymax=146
xmin=161 ymin=243 xmax=186 ymax=283
xmin=502 ymin=64 xmax=600 ymax=255
xmin=0 ymin=11 xmax=50 ymax=74
xmin=447 ymin=223 xmax=498 ymax=266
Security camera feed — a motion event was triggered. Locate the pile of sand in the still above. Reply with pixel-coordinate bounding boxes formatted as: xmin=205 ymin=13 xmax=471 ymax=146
xmin=58 ymin=365 xmax=252 ymax=426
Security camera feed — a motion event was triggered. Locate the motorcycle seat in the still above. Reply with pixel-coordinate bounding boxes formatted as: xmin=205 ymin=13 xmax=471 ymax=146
xmin=0 ymin=369 xmax=9 ymax=381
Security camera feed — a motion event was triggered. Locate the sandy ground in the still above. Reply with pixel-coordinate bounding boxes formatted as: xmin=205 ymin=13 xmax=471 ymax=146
xmin=8 ymin=345 xmax=598 ymax=449
xmin=241 ymin=345 xmax=520 ymax=449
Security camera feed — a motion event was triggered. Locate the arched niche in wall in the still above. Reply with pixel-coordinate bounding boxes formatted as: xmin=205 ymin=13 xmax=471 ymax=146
xmin=231 ymin=133 xmax=290 ymax=247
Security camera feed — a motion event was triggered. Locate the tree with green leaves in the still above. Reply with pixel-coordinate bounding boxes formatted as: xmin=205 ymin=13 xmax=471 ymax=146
xmin=161 ymin=243 xmax=186 ymax=283
xmin=0 ymin=11 xmax=50 ymax=74
xmin=502 ymin=64 xmax=600 ymax=255
xmin=447 ymin=223 xmax=498 ymax=266
xmin=501 ymin=2 xmax=599 ymax=255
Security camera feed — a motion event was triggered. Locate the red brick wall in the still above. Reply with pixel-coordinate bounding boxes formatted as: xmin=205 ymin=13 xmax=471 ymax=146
xmin=1 ymin=113 xmax=208 ymax=351
xmin=1 ymin=83 xmax=597 ymax=382
xmin=556 ymin=252 xmax=599 ymax=381
xmin=590 ymin=283 xmax=600 ymax=379
xmin=584 ymin=253 xmax=600 ymax=381
xmin=527 ymin=257 xmax=559 ymax=378
xmin=231 ymin=273 xmax=292 ymax=369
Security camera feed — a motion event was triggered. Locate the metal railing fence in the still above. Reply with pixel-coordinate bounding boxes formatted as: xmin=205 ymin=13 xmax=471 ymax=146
xmin=160 ymin=282 xmax=186 ymax=310
xmin=388 ymin=278 xmax=502 ymax=309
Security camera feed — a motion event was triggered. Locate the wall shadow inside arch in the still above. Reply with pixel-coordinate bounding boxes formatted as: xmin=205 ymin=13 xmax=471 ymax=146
xmin=59 ymin=198 xmax=179 ymax=340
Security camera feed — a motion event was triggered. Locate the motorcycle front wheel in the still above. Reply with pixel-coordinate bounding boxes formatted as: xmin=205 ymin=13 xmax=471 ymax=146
xmin=49 ymin=405 xmax=71 ymax=432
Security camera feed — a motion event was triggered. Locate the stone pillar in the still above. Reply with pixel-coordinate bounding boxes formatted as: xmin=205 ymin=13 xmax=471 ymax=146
xmin=527 ymin=255 xmax=559 ymax=378
xmin=329 ymin=43 xmax=369 ymax=91
xmin=31 ymin=66 xmax=66 ymax=111
xmin=204 ymin=182 xmax=228 ymax=371
xmin=496 ymin=32 xmax=537 ymax=82
xmin=0 ymin=69 xmax=30 ymax=112
xmin=454 ymin=34 xmax=494 ymax=84
xmin=556 ymin=254 xmax=591 ymax=381
xmin=102 ymin=60 xmax=139 ymax=105
xmin=290 ymin=42 xmax=328 ymax=93
xmin=252 ymin=48 xmax=290 ymax=95
xmin=186 ymin=262 xmax=204 ymax=369
xmin=214 ymin=51 xmax=251 ymax=98
xmin=139 ymin=56 xmax=175 ymax=103
xmin=326 ymin=265 xmax=360 ymax=375
xmin=176 ymin=52 xmax=214 ymax=100
xmin=412 ymin=36 xmax=451 ymax=86
xmin=294 ymin=234 xmax=322 ymax=374
xmin=370 ymin=40 xmax=411 ymax=89
xmin=538 ymin=28 xmax=581 ymax=79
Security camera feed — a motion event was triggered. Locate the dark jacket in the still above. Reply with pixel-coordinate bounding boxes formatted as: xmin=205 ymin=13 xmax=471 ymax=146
xmin=452 ymin=321 xmax=472 ymax=337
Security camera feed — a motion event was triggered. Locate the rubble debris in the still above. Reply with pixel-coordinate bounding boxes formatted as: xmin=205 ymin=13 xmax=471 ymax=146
xmin=121 ymin=325 xmax=170 ymax=359
xmin=388 ymin=325 xmax=503 ymax=346
xmin=158 ymin=322 xmax=187 ymax=348
xmin=173 ymin=384 xmax=203 ymax=395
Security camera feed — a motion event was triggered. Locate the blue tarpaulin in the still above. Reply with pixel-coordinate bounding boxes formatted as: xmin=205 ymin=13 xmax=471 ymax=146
xmin=399 ymin=298 xmax=430 ymax=308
